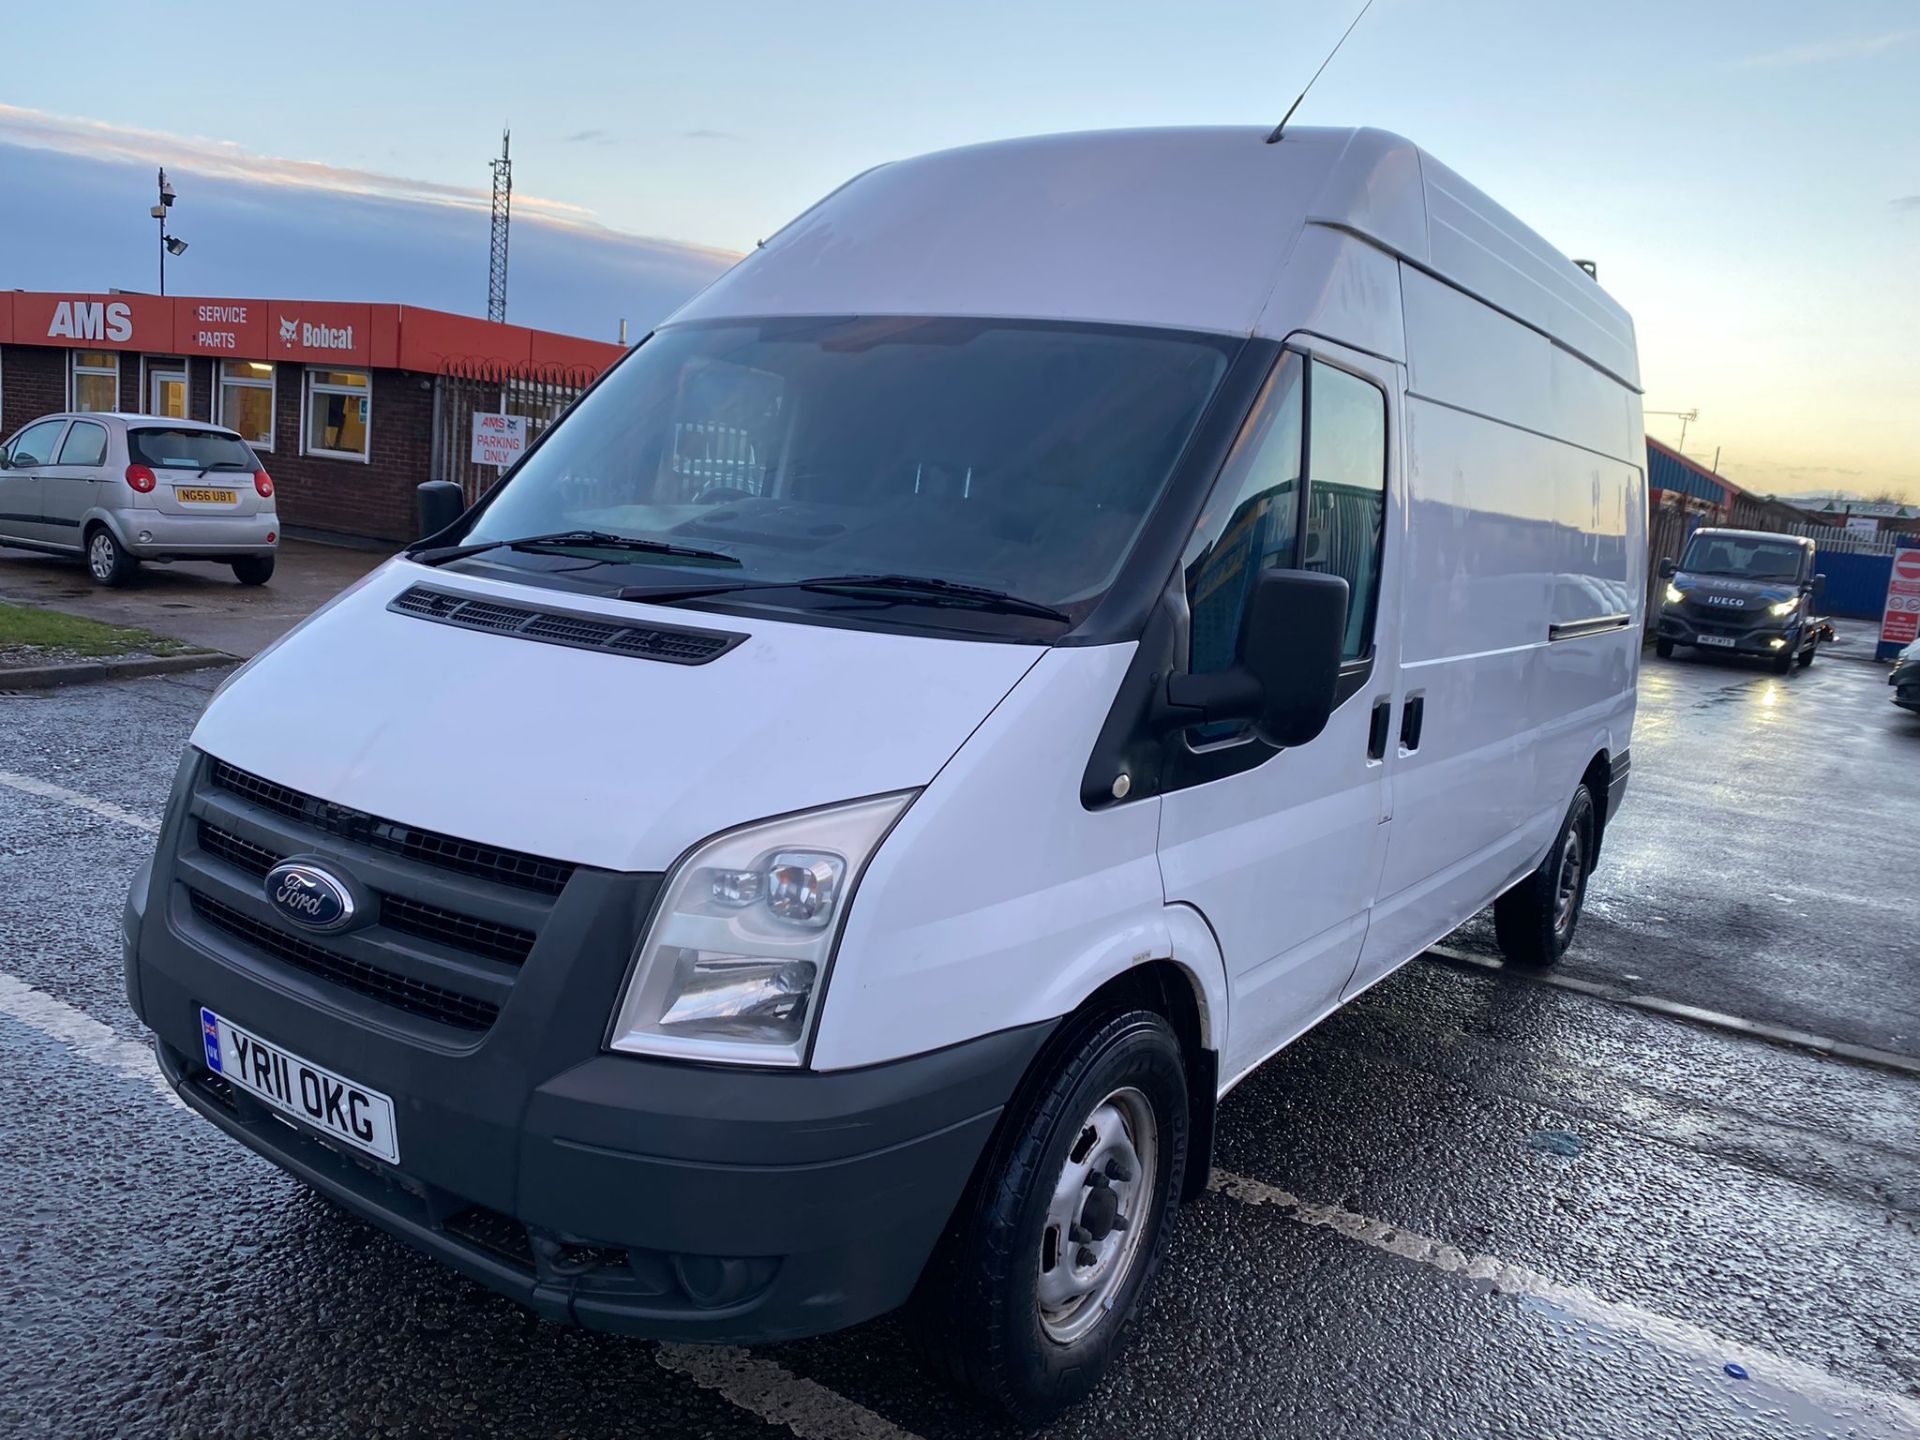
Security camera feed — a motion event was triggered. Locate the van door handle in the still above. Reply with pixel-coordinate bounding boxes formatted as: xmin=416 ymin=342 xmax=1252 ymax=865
xmin=1400 ymin=696 xmax=1425 ymax=752
xmin=1367 ymin=699 xmax=1391 ymax=760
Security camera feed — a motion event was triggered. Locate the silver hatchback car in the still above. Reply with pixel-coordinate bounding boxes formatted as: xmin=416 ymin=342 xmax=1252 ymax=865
xmin=0 ymin=412 xmax=279 ymax=586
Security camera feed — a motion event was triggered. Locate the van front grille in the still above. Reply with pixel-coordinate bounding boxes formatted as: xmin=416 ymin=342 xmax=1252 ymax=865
xmin=195 ymin=820 xmax=537 ymax=966
xmin=380 ymin=895 xmax=535 ymax=966
xmin=187 ymin=890 xmax=501 ymax=1032
xmin=206 ymin=759 xmax=575 ymax=896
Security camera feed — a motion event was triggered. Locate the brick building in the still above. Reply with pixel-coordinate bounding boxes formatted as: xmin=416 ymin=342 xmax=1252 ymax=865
xmin=0 ymin=292 xmax=623 ymax=544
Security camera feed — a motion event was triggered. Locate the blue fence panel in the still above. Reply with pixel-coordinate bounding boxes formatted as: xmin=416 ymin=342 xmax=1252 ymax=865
xmin=1813 ymin=547 xmax=1891 ymax=621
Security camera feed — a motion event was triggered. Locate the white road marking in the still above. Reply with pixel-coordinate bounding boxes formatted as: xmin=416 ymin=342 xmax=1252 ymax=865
xmin=0 ymin=965 xmax=923 ymax=1439
xmin=1212 ymin=1170 xmax=1920 ymax=1435
xmin=0 ymin=769 xmax=160 ymax=833
xmin=657 ymin=1345 xmax=922 ymax=1440
xmin=0 ymin=971 xmax=180 ymax=1108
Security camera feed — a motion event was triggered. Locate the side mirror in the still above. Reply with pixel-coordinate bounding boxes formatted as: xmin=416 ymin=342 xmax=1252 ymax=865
xmin=1164 ymin=569 xmax=1348 ymax=747
xmin=1810 ymin=573 xmax=1826 ymax=601
xmin=415 ymin=480 xmax=466 ymax=542
xmin=1658 ymin=557 xmax=1676 ymax=580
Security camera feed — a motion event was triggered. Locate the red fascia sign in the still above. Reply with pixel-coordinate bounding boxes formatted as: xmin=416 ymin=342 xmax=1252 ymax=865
xmin=14 ymin=294 xmax=377 ymax=367
xmin=3 ymin=290 xmax=617 ymax=377
xmin=1881 ymin=547 xmax=1920 ymax=649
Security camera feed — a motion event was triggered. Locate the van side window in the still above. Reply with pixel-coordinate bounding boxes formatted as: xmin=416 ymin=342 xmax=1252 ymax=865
xmin=1182 ymin=355 xmax=1304 ymax=691
xmin=1305 ymin=361 xmax=1388 ymax=660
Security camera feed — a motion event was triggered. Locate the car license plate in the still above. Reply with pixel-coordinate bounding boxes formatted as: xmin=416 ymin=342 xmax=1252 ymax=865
xmin=200 ymin=1008 xmax=399 ymax=1162
xmin=177 ymin=488 xmax=237 ymax=504
xmin=1698 ymin=635 xmax=1736 ymax=648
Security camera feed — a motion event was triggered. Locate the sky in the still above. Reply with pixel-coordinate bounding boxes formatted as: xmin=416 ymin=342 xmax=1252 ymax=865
xmin=0 ymin=0 xmax=1915 ymax=499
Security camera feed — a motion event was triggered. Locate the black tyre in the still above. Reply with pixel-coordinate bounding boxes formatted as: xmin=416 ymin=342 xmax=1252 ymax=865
xmin=1797 ymin=641 xmax=1815 ymax=669
xmin=1494 ymin=784 xmax=1596 ymax=967
xmin=908 ymin=1008 xmax=1189 ymax=1426
xmin=1771 ymin=648 xmax=1794 ymax=675
xmin=1654 ymin=637 xmax=1674 ymax=659
xmin=232 ymin=555 xmax=275 ymax=586
xmin=85 ymin=526 xmax=137 ymax=587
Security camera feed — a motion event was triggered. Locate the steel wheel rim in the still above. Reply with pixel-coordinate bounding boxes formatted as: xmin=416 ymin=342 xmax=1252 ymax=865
xmin=1036 ymin=1085 xmax=1157 ymax=1345
xmin=1554 ymin=828 xmax=1584 ymax=937
xmin=89 ymin=534 xmax=115 ymax=580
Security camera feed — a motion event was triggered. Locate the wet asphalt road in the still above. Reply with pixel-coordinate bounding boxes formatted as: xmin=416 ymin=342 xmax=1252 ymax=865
xmin=2 ymin=658 xmax=1917 ymax=1439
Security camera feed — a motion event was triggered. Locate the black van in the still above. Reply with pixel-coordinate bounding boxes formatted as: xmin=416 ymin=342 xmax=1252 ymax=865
xmin=1655 ymin=528 xmax=1827 ymax=673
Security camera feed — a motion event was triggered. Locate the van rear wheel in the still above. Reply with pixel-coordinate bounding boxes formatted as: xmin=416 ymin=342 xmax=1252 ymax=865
xmin=231 ymin=555 xmax=275 ymax=586
xmin=907 ymin=1008 xmax=1188 ymax=1426
xmin=1494 ymin=784 xmax=1595 ymax=967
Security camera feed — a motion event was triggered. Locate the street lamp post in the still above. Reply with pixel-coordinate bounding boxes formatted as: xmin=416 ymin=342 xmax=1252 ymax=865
xmin=152 ymin=168 xmax=186 ymax=295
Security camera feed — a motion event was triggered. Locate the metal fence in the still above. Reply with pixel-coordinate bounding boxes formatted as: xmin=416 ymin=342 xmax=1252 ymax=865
xmin=1788 ymin=522 xmax=1901 ymax=555
xmin=432 ymin=360 xmax=600 ymax=506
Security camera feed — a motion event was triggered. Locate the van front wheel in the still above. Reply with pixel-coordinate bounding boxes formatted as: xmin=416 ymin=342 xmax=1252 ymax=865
xmin=908 ymin=1008 xmax=1188 ymax=1426
xmin=1494 ymin=784 xmax=1596 ymax=966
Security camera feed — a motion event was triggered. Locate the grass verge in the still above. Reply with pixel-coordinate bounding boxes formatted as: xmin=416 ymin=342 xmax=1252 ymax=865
xmin=0 ymin=601 xmax=201 ymax=664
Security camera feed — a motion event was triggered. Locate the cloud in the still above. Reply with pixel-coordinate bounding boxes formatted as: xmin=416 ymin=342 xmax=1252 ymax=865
xmin=0 ymin=131 xmax=740 ymax=340
xmin=1894 ymin=195 xmax=1920 ymax=211
xmin=1731 ymin=27 xmax=1918 ymax=69
xmin=0 ymin=102 xmax=734 ymax=264
xmin=563 ymin=128 xmax=614 ymax=145
xmin=681 ymin=128 xmax=742 ymax=142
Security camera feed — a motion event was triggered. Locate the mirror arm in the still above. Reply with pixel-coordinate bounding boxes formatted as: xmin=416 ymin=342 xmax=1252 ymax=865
xmin=1158 ymin=669 xmax=1264 ymax=732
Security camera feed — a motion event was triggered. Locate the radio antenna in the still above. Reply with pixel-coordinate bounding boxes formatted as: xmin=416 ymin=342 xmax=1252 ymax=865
xmin=1266 ymin=0 xmax=1378 ymax=143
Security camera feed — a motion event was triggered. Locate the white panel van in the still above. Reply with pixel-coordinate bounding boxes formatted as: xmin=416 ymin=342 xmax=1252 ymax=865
xmin=125 ymin=127 xmax=1645 ymax=1422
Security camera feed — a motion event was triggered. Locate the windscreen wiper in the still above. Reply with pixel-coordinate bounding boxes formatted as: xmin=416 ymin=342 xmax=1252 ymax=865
xmin=411 ymin=529 xmax=741 ymax=568
xmin=197 ymin=461 xmax=255 ymax=476
xmin=618 ymin=571 xmax=1071 ymax=624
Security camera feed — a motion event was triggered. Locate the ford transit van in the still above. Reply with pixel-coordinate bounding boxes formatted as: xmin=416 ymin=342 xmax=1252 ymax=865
xmin=125 ymin=127 xmax=1644 ymax=1421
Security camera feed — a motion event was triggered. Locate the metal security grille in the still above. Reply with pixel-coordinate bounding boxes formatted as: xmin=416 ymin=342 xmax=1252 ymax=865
xmin=433 ymin=362 xmax=600 ymax=506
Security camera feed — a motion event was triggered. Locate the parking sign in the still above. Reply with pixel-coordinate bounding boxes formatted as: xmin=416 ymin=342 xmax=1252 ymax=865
xmin=1882 ymin=548 xmax=1920 ymax=648
xmin=470 ymin=412 xmax=529 ymax=468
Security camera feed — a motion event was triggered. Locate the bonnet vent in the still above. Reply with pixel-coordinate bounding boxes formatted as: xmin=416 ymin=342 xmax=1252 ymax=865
xmin=388 ymin=585 xmax=745 ymax=665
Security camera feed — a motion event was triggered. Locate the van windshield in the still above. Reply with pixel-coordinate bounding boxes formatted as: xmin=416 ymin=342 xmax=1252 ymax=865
xmin=1679 ymin=535 xmax=1804 ymax=583
xmin=459 ymin=317 xmax=1237 ymax=632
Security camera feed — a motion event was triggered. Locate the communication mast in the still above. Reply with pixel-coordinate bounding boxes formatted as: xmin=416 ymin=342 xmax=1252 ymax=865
xmin=487 ymin=127 xmax=512 ymax=323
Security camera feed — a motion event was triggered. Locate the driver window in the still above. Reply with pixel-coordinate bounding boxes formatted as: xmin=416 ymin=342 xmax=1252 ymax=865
xmin=1180 ymin=352 xmax=1389 ymax=741
xmin=1183 ymin=355 xmax=1304 ymax=684
xmin=7 ymin=420 xmax=67 ymax=467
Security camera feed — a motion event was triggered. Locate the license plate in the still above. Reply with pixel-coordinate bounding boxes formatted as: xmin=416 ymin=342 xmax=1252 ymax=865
xmin=1697 ymin=634 xmax=1736 ymax=648
xmin=176 ymin=488 xmax=237 ymax=504
xmin=200 ymin=1008 xmax=399 ymax=1162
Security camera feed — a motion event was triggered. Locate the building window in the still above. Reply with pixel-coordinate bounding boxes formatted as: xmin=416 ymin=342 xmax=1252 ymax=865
xmin=303 ymin=368 xmax=371 ymax=461
xmin=71 ymin=351 xmax=119 ymax=413
xmin=220 ymin=361 xmax=276 ymax=449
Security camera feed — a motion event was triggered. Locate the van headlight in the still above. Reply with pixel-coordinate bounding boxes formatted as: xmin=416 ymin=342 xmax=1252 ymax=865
xmin=1664 ymin=583 xmax=1685 ymax=606
xmin=607 ymin=792 xmax=915 ymax=1066
xmin=1768 ymin=597 xmax=1798 ymax=618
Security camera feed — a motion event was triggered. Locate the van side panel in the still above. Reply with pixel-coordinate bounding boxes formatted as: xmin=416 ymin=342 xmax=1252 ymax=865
xmin=1345 ymin=266 xmax=1641 ymax=994
xmin=812 ymin=644 xmax=1229 ymax=1073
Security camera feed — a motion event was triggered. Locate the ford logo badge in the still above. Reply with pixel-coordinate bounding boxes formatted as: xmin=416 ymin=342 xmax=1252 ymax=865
xmin=265 ymin=861 xmax=356 ymax=932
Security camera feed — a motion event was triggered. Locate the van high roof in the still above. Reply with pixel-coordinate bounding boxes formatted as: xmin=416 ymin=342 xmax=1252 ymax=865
xmin=672 ymin=126 xmax=1640 ymax=391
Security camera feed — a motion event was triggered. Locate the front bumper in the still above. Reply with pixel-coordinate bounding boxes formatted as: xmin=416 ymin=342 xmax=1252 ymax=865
xmin=116 ymin=510 xmax=278 ymax=558
xmin=1656 ymin=608 xmax=1797 ymax=657
xmin=1893 ymin=663 xmax=1920 ymax=714
xmin=125 ymin=755 xmax=1051 ymax=1342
